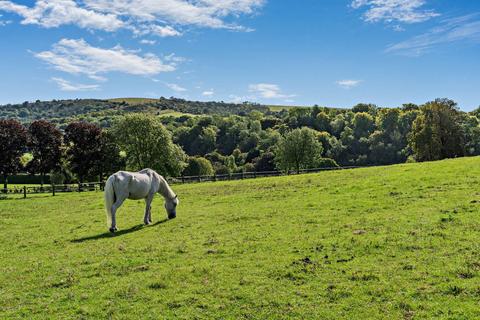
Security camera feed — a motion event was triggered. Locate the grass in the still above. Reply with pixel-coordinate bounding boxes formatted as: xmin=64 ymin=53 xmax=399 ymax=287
xmin=268 ymin=105 xmax=302 ymax=112
xmin=1 ymin=157 xmax=480 ymax=319
xmin=108 ymin=98 xmax=161 ymax=105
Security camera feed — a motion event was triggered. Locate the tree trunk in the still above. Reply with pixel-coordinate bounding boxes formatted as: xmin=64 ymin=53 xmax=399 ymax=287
xmin=3 ymin=174 xmax=7 ymax=193
xmin=40 ymin=172 xmax=44 ymax=188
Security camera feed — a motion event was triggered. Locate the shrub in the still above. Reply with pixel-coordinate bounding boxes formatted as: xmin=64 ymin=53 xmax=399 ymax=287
xmin=315 ymin=158 xmax=339 ymax=168
xmin=183 ymin=157 xmax=214 ymax=177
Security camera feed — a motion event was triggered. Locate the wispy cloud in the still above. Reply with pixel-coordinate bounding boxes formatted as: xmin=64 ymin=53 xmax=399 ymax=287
xmin=386 ymin=14 xmax=480 ymax=56
xmin=34 ymin=38 xmax=178 ymax=81
xmin=0 ymin=0 xmax=264 ymax=36
xmin=202 ymin=90 xmax=214 ymax=96
xmin=351 ymin=0 xmax=439 ymax=24
xmin=140 ymin=39 xmax=156 ymax=45
xmin=248 ymin=83 xmax=295 ymax=99
xmin=336 ymin=79 xmax=362 ymax=89
xmin=166 ymin=83 xmax=187 ymax=92
xmin=51 ymin=77 xmax=100 ymax=91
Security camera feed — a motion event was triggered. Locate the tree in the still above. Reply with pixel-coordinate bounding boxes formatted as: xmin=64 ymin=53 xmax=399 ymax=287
xmin=64 ymin=122 xmax=103 ymax=183
xmin=112 ymin=114 xmax=186 ymax=177
xmin=91 ymin=130 xmax=126 ymax=181
xmin=409 ymin=99 xmax=465 ymax=162
xmin=0 ymin=119 xmax=28 ymax=190
xmin=27 ymin=120 xmax=62 ymax=185
xmin=183 ymin=157 xmax=214 ymax=176
xmin=275 ymin=127 xmax=323 ymax=173
xmin=315 ymin=112 xmax=331 ymax=132
xmin=254 ymin=152 xmax=276 ymax=172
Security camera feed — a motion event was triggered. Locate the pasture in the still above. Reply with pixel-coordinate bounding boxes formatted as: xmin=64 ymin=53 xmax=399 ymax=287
xmin=1 ymin=157 xmax=480 ymax=319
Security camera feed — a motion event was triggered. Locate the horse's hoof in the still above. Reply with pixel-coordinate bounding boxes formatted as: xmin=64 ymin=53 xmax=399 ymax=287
xmin=109 ymin=227 xmax=117 ymax=233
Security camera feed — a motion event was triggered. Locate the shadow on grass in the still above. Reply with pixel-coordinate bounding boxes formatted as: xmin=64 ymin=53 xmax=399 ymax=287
xmin=71 ymin=218 xmax=170 ymax=243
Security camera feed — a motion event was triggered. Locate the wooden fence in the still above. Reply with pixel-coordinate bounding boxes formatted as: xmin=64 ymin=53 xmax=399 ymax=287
xmin=0 ymin=166 xmax=361 ymax=199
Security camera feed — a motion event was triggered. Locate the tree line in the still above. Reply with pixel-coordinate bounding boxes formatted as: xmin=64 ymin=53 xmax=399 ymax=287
xmin=1 ymin=98 xmax=478 ymax=189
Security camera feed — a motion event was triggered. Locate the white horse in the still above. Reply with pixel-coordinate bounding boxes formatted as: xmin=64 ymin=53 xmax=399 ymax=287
xmin=104 ymin=168 xmax=179 ymax=233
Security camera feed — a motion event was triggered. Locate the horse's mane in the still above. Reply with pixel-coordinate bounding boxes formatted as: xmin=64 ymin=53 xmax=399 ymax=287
xmin=157 ymin=173 xmax=176 ymax=200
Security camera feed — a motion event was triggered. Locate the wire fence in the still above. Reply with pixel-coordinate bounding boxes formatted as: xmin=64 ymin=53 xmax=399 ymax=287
xmin=0 ymin=165 xmax=361 ymax=199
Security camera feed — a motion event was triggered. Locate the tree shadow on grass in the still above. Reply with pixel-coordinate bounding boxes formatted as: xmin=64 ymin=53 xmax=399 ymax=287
xmin=71 ymin=218 xmax=169 ymax=243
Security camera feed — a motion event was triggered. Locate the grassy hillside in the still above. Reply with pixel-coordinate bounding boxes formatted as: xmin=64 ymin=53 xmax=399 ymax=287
xmin=1 ymin=157 xmax=480 ymax=319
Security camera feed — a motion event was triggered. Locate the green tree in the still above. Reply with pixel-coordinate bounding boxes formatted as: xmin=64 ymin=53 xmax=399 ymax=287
xmin=112 ymin=114 xmax=186 ymax=176
xmin=183 ymin=157 xmax=214 ymax=176
xmin=409 ymin=99 xmax=465 ymax=162
xmin=91 ymin=130 xmax=126 ymax=181
xmin=275 ymin=127 xmax=323 ymax=173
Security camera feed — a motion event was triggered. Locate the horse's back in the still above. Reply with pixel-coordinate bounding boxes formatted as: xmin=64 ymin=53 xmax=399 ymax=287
xmin=110 ymin=170 xmax=154 ymax=199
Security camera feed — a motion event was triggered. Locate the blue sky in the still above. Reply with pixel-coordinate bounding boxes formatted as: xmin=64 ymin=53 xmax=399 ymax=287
xmin=0 ymin=0 xmax=479 ymax=110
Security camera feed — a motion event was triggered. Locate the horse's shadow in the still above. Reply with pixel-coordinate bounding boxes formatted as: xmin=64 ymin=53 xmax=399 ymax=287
xmin=71 ymin=218 xmax=169 ymax=243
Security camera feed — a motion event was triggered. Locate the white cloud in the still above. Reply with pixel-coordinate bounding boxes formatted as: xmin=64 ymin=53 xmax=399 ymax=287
xmin=0 ymin=0 xmax=124 ymax=31
xmin=51 ymin=77 xmax=100 ymax=91
xmin=140 ymin=39 xmax=156 ymax=45
xmin=34 ymin=38 xmax=178 ymax=80
xmin=166 ymin=83 xmax=187 ymax=92
xmin=0 ymin=0 xmax=264 ymax=36
xmin=202 ymin=90 xmax=214 ymax=96
xmin=248 ymin=83 xmax=295 ymax=99
xmin=386 ymin=14 xmax=480 ymax=56
xmin=336 ymin=79 xmax=362 ymax=89
xmin=351 ymin=0 xmax=439 ymax=24
xmin=133 ymin=24 xmax=182 ymax=37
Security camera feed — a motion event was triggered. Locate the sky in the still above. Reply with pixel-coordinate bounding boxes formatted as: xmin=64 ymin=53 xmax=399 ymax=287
xmin=0 ymin=0 xmax=479 ymax=110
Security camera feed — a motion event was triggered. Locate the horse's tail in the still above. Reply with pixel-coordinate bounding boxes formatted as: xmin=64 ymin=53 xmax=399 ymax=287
xmin=104 ymin=175 xmax=116 ymax=227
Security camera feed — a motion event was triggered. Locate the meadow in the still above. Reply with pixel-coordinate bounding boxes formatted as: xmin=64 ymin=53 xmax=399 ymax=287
xmin=1 ymin=157 xmax=480 ymax=319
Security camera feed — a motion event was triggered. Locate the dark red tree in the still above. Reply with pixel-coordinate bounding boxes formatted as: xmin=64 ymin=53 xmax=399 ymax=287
xmin=0 ymin=119 xmax=28 ymax=190
xmin=64 ymin=122 xmax=102 ymax=183
xmin=27 ymin=120 xmax=63 ymax=185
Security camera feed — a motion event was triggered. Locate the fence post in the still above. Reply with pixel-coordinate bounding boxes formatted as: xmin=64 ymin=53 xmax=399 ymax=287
xmin=213 ymin=173 xmax=216 ymax=182
xmin=197 ymin=175 xmax=201 ymax=183
xmin=52 ymin=184 xmax=55 ymax=197
xmin=181 ymin=175 xmax=185 ymax=184
xmin=78 ymin=183 xmax=82 ymax=193
xmin=23 ymin=186 xmax=26 ymax=199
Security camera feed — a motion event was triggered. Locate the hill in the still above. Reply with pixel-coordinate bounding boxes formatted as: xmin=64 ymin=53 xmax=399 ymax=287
xmin=1 ymin=157 xmax=480 ymax=319
xmin=0 ymin=97 xmax=271 ymax=128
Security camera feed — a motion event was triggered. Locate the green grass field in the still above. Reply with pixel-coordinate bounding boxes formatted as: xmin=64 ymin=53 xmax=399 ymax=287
xmin=109 ymin=98 xmax=161 ymax=105
xmin=1 ymin=157 xmax=480 ymax=319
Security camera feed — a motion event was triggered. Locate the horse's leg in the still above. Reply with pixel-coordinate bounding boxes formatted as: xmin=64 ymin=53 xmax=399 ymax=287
xmin=110 ymin=195 xmax=126 ymax=233
xmin=144 ymin=194 xmax=154 ymax=225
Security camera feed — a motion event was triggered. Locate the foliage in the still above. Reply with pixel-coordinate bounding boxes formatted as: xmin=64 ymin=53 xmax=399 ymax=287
xmin=0 ymin=119 xmax=28 ymax=187
xmin=27 ymin=120 xmax=63 ymax=183
xmin=315 ymin=157 xmax=339 ymax=168
xmin=1 ymin=97 xmax=480 ymax=179
xmin=64 ymin=122 xmax=103 ymax=182
xmin=275 ymin=127 xmax=323 ymax=172
xmin=111 ymin=114 xmax=186 ymax=177
xmin=183 ymin=157 xmax=215 ymax=176
xmin=409 ymin=99 xmax=465 ymax=162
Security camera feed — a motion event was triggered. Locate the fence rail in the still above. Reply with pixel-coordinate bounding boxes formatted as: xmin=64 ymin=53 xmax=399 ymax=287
xmin=0 ymin=165 xmax=361 ymax=199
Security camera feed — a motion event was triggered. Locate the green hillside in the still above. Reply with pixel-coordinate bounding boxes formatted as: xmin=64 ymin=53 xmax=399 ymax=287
xmin=1 ymin=157 xmax=480 ymax=319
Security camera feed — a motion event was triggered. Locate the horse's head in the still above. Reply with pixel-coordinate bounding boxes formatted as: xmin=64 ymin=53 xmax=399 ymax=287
xmin=165 ymin=195 xmax=179 ymax=219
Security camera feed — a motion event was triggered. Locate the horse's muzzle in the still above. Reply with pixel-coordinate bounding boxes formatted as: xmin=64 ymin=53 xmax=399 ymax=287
xmin=168 ymin=212 xmax=176 ymax=219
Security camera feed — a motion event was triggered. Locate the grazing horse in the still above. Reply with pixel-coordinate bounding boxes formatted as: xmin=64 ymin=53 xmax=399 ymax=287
xmin=104 ymin=168 xmax=179 ymax=233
